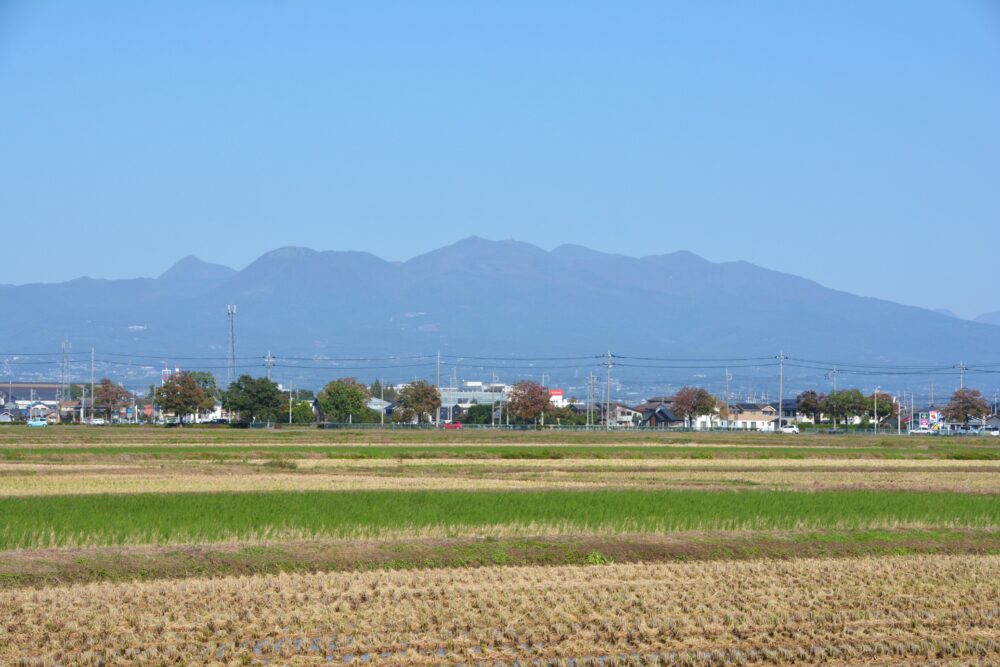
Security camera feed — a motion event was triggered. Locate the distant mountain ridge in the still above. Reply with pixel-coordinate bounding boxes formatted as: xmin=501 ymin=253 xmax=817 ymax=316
xmin=1 ymin=236 xmax=998 ymax=390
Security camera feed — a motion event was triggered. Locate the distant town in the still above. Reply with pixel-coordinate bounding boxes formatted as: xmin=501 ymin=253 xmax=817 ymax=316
xmin=3 ymin=370 xmax=997 ymax=435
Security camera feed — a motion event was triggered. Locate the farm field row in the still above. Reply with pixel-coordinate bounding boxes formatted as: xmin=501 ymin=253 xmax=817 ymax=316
xmin=0 ymin=425 xmax=934 ymax=447
xmin=1 ymin=489 xmax=998 ymax=549
xmin=3 ymin=458 xmax=1000 ymax=495
xmin=2 ymin=443 xmax=998 ymax=464
xmin=3 ymin=554 xmax=998 ymax=665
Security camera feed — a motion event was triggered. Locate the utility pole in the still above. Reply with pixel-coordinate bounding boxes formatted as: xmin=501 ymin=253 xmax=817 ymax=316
xmin=776 ymin=352 xmax=785 ymax=432
xmin=226 ymin=305 xmax=237 ymax=386
xmin=264 ymin=351 xmax=274 ymax=381
xmin=958 ymin=362 xmax=966 ymax=390
xmin=288 ymin=383 xmax=293 ymax=425
xmin=873 ymin=386 xmax=880 ymax=434
xmin=89 ymin=348 xmax=95 ymax=424
xmin=380 ymin=379 xmax=385 ymax=426
xmin=828 ymin=366 xmax=839 ymax=429
xmin=892 ymin=393 xmax=906 ymax=435
xmin=724 ymin=368 xmax=732 ymax=430
xmin=435 ymin=352 xmax=441 ymax=427
xmin=587 ymin=371 xmax=597 ymax=428
xmin=605 ymin=351 xmax=613 ymax=431
xmin=929 ymin=382 xmax=934 ymax=407
xmin=60 ymin=341 xmax=70 ymax=405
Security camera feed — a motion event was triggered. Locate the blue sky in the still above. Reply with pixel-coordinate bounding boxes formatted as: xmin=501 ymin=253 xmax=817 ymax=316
xmin=1 ymin=1 xmax=998 ymax=317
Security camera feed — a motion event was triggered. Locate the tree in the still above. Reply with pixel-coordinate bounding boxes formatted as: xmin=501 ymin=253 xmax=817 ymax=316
xmin=317 ymin=379 xmax=371 ymax=423
xmin=822 ymin=389 xmax=865 ymax=425
xmin=796 ymin=390 xmax=822 ymax=422
xmin=156 ymin=372 xmax=207 ymax=424
xmin=291 ymin=401 xmax=316 ymax=424
xmin=943 ymin=388 xmax=990 ymax=424
xmin=394 ymin=380 xmax=441 ymax=423
xmin=507 ymin=380 xmax=550 ymax=423
xmin=671 ymin=387 xmax=717 ymax=425
xmin=866 ymin=391 xmax=897 ymax=421
xmin=463 ymin=403 xmax=496 ymax=425
xmin=223 ymin=375 xmax=283 ymax=424
xmin=94 ymin=378 xmax=131 ymax=420
xmin=369 ymin=379 xmax=397 ymax=402
xmin=188 ymin=371 xmax=222 ymax=402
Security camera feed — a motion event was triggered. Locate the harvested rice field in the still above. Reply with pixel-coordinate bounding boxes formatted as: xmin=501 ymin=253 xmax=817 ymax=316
xmin=2 ymin=555 xmax=998 ymax=665
xmin=1 ymin=426 xmax=999 ymax=664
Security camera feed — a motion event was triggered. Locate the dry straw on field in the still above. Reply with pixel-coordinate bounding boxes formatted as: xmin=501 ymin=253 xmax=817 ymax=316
xmin=2 ymin=554 xmax=998 ymax=665
xmin=2 ymin=456 xmax=999 ymax=495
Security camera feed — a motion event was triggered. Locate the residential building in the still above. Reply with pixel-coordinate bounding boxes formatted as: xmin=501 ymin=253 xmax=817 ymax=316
xmin=729 ymin=403 xmax=778 ymax=431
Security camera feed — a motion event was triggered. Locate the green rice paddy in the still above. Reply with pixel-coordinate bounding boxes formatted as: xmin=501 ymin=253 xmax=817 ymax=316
xmin=2 ymin=488 xmax=997 ymax=549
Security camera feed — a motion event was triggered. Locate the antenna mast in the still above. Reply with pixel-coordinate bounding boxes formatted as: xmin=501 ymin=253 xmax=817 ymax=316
xmin=226 ymin=305 xmax=237 ymax=385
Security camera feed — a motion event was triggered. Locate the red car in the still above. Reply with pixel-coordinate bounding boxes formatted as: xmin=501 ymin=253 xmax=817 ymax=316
xmin=442 ymin=422 xmax=463 ymax=430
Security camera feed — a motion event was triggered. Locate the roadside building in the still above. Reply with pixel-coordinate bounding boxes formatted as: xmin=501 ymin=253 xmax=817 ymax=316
xmin=730 ymin=403 xmax=778 ymax=431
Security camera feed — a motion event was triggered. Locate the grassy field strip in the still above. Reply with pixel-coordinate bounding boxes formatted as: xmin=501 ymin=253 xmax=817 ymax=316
xmin=1 ymin=489 xmax=998 ymax=549
xmin=0 ymin=472 xmax=595 ymax=496
xmin=287 ymin=457 xmax=1000 ymax=469
xmin=7 ymin=456 xmax=1000 ymax=470
xmin=3 ymin=466 xmax=1000 ymax=495
xmin=2 ymin=554 xmax=997 ymax=664
xmin=4 ymin=444 xmax=998 ymax=463
xmin=4 ymin=530 xmax=1000 ymax=588
xmin=0 ymin=426 xmax=928 ymax=445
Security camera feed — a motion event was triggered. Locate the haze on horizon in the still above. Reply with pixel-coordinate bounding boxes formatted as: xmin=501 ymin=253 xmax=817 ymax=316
xmin=1 ymin=1 xmax=998 ymax=318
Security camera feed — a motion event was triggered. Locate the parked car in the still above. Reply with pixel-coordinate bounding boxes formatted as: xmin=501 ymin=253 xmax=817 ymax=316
xmin=442 ymin=422 xmax=463 ymax=430
xmin=88 ymin=417 xmax=107 ymax=426
xmin=909 ymin=426 xmax=934 ymax=435
xmin=779 ymin=425 xmax=799 ymax=434
xmin=26 ymin=417 xmax=48 ymax=428
xmin=990 ymin=428 xmax=1000 ymax=437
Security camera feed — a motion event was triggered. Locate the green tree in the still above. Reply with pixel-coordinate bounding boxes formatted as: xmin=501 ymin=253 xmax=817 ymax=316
xmin=156 ymin=372 xmax=208 ymax=424
xmin=943 ymin=388 xmax=990 ymax=424
xmin=291 ymin=401 xmax=316 ymax=424
xmin=507 ymin=380 xmax=550 ymax=424
xmin=223 ymin=375 xmax=283 ymax=424
xmin=463 ymin=403 xmax=495 ymax=424
xmin=672 ymin=386 xmax=717 ymax=425
xmin=317 ymin=379 xmax=371 ymax=423
xmin=866 ymin=391 xmax=897 ymax=421
xmin=394 ymin=380 xmax=441 ymax=423
xmin=822 ymin=389 xmax=866 ymax=426
xmin=188 ymin=371 xmax=222 ymax=402
xmin=369 ymin=379 xmax=397 ymax=402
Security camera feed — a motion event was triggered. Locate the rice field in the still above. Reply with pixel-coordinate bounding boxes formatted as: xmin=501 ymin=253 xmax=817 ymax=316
xmin=1 ymin=488 xmax=998 ymax=549
xmin=3 ymin=457 xmax=1000 ymax=495
xmin=2 ymin=427 xmax=999 ymax=664
xmin=2 ymin=554 xmax=997 ymax=665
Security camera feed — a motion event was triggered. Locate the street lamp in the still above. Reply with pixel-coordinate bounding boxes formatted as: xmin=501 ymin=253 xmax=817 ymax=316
xmin=873 ymin=386 xmax=880 ymax=434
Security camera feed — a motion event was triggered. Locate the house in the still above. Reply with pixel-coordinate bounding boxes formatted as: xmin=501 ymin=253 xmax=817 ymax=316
xmin=985 ymin=415 xmax=1000 ymax=430
xmin=0 ymin=410 xmax=17 ymax=423
xmin=27 ymin=402 xmax=61 ymax=425
xmin=639 ymin=404 xmax=684 ymax=429
xmin=367 ymin=397 xmax=392 ymax=415
xmin=600 ymin=402 xmax=641 ymax=428
xmin=730 ymin=403 xmax=778 ymax=431
xmin=769 ymin=399 xmax=803 ymax=424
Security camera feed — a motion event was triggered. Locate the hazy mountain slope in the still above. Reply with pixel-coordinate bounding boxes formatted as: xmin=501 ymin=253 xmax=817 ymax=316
xmin=1 ymin=238 xmax=997 ymax=389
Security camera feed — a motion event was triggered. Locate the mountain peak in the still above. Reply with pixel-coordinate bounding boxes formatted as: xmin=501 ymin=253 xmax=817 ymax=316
xmin=158 ymin=256 xmax=236 ymax=282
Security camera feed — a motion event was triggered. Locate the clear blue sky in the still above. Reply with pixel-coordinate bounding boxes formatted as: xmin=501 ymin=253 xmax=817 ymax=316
xmin=2 ymin=1 xmax=998 ymax=317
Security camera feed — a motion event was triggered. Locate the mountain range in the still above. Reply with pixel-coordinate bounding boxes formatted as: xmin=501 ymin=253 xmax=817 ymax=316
xmin=2 ymin=237 xmax=998 ymax=391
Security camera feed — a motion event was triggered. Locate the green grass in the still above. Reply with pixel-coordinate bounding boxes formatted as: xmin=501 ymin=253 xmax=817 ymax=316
xmin=1 ymin=443 xmax=996 ymax=462
xmin=1 ymin=489 xmax=997 ymax=549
